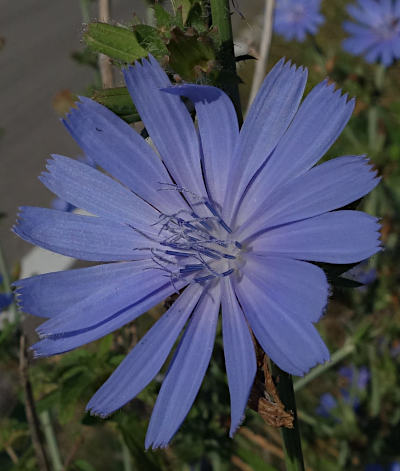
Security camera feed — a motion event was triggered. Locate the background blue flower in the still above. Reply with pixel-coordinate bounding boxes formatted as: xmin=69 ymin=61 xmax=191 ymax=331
xmin=274 ymin=0 xmax=324 ymax=42
xmin=0 ymin=275 xmax=12 ymax=312
xmin=316 ymin=365 xmax=370 ymax=418
xmin=343 ymin=0 xmax=400 ymax=66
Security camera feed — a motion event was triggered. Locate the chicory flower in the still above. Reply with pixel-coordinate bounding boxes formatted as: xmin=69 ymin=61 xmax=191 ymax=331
xmin=13 ymin=56 xmax=380 ymax=448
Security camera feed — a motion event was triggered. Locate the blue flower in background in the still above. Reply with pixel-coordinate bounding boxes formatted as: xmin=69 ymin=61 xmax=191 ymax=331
xmin=0 ymin=275 xmax=13 ymax=312
xmin=339 ymin=365 xmax=370 ymax=390
xmin=365 ymin=463 xmax=400 ymax=471
xmin=274 ymin=0 xmax=324 ymax=42
xmin=316 ymin=392 xmax=338 ymax=418
xmin=343 ymin=0 xmax=400 ymax=66
xmin=13 ymin=56 xmax=380 ymax=448
xmin=316 ymin=365 xmax=370 ymax=418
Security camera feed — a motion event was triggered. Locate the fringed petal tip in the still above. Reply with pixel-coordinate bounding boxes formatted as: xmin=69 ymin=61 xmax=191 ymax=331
xmin=85 ymin=403 xmax=111 ymax=420
xmin=10 ymin=284 xmax=24 ymax=312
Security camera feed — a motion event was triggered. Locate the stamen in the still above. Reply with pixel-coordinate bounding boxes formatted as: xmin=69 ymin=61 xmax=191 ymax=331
xmin=165 ymin=250 xmax=193 ymax=257
xmin=194 ymin=274 xmax=216 ymax=283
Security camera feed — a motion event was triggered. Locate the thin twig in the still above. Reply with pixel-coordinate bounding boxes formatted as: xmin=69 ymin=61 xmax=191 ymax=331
xmin=239 ymin=427 xmax=285 ymax=460
xmin=5 ymin=445 xmax=19 ymax=464
xmin=293 ymin=341 xmax=355 ymax=392
xmin=98 ymin=0 xmax=113 ymax=88
xmin=247 ymin=0 xmax=275 ymax=109
xmin=19 ymin=335 xmax=51 ymax=471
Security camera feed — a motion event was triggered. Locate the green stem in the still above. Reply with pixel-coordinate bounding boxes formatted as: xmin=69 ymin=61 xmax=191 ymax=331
xmin=210 ymin=0 xmax=243 ymax=124
xmin=293 ymin=341 xmax=355 ymax=393
xmin=271 ymin=361 xmax=305 ymax=471
xmin=119 ymin=435 xmax=133 ymax=471
xmin=39 ymin=411 xmax=63 ymax=471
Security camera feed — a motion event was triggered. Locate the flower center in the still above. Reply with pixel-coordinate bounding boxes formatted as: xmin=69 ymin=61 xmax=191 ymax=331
xmin=151 ymin=191 xmax=243 ymax=287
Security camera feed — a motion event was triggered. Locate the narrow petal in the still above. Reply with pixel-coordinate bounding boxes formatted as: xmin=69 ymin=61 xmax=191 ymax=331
xmin=87 ymin=284 xmax=203 ymax=417
xmin=36 ymin=267 xmax=171 ymax=337
xmin=237 ymin=80 xmax=355 ymax=225
xmin=13 ymin=262 xmax=144 ymax=318
xmin=249 ymin=211 xmax=381 ymax=263
xmin=41 ymin=155 xmax=159 ymax=234
xmin=234 ymin=258 xmax=330 ymax=376
xmin=163 ymin=84 xmax=239 ymax=207
xmin=124 ymin=56 xmax=207 ymax=204
xmin=224 ymin=59 xmax=308 ymax=222
xmin=221 ymin=278 xmax=256 ymax=436
xmin=242 ymin=255 xmax=329 ymax=323
xmin=238 ymin=155 xmax=379 ymax=238
xmin=63 ymin=96 xmax=186 ymax=215
xmin=14 ymin=207 xmax=158 ymax=261
xmin=32 ymin=279 xmax=179 ymax=357
xmin=145 ymin=283 xmax=221 ymax=449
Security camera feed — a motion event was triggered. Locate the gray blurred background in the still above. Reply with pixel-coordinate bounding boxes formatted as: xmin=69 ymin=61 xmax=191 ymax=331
xmin=0 ymin=0 xmax=147 ymax=266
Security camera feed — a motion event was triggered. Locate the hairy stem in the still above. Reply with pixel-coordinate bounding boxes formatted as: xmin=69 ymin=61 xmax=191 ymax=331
xmin=210 ymin=0 xmax=243 ymax=124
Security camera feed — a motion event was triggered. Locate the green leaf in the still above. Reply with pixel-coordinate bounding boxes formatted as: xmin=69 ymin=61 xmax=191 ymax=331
xmin=167 ymin=27 xmax=216 ymax=81
xmin=84 ymin=22 xmax=147 ymax=63
xmin=73 ymin=459 xmax=96 ymax=471
xmin=97 ymin=333 xmax=114 ymax=358
xmin=175 ymin=0 xmax=192 ymax=24
xmin=133 ymin=24 xmax=169 ymax=59
xmin=332 ymin=277 xmax=364 ymax=289
xmin=153 ymin=4 xmax=175 ymax=29
xmin=117 ymin=415 xmax=166 ymax=471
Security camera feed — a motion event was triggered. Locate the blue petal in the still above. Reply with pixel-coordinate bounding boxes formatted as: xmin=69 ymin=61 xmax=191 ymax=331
xmin=250 ymin=210 xmax=381 ymax=263
xmin=13 ymin=261 xmax=149 ymax=318
xmin=243 ymin=254 xmax=328 ymax=323
xmin=0 ymin=293 xmax=12 ymax=311
xmin=224 ymin=59 xmax=308 ymax=222
xmin=86 ymin=284 xmax=203 ymax=417
xmin=124 ymin=56 xmax=207 ymax=206
xmin=221 ymin=278 xmax=256 ymax=436
xmin=234 ymin=258 xmax=330 ymax=376
xmin=41 ymin=155 xmax=159 ymax=234
xmin=63 ymin=96 xmax=186 ymax=215
xmin=237 ymin=155 xmax=379 ymax=238
xmin=35 ymin=267 xmax=173 ymax=337
xmin=162 ymin=84 xmax=239 ymax=208
xmin=237 ymin=80 xmax=355 ymax=223
xmin=145 ymin=283 xmax=221 ymax=449
xmin=32 ymin=279 xmax=179 ymax=356
xmin=14 ymin=207 xmax=158 ymax=261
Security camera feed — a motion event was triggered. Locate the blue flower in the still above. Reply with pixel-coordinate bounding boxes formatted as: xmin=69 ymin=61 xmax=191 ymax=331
xmin=13 ymin=56 xmax=380 ymax=448
xmin=0 ymin=275 xmax=12 ymax=312
xmin=316 ymin=392 xmax=337 ymax=417
xmin=274 ymin=0 xmax=324 ymax=42
xmin=316 ymin=365 xmax=370 ymax=418
xmin=365 ymin=464 xmax=400 ymax=471
xmin=339 ymin=365 xmax=370 ymax=390
xmin=343 ymin=0 xmax=400 ymax=66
